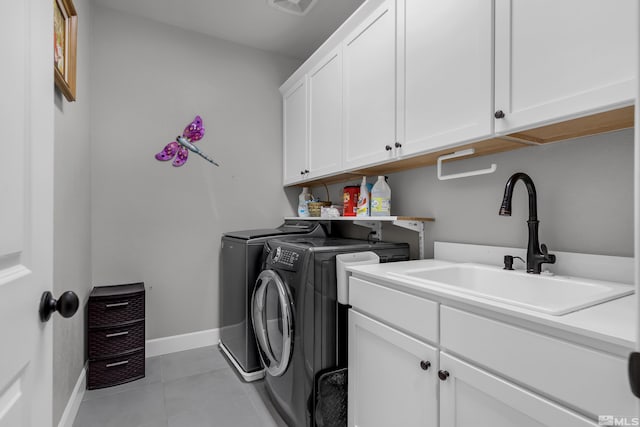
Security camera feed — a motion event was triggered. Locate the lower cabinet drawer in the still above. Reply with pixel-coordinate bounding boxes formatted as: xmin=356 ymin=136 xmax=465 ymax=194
xmin=88 ymin=350 xmax=145 ymax=390
xmin=349 ymin=277 xmax=438 ymax=343
xmin=440 ymin=305 xmax=634 ymax=418
xmin=88 ymin=321 xmax=145 ymax=359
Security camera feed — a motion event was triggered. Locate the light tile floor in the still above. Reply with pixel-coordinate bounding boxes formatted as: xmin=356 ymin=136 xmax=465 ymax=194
xmin=73 ymin=346 xmax=287 ymax=427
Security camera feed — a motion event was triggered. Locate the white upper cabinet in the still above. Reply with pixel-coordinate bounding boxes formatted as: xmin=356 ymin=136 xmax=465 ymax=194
xmin=282 ymin=78 xmax=308 ymax=185
xmin=280 ymin=0 xmax=637 ymax=185
xmin=398 ymin=0 xmax=493 ymax=156
xmin=342 ymin=0 xmax=397 ymax=170
xmin=308 ymin=49 xmax=343 ymax=180
xmin=494 ymin=0 xmax=637 ymax=134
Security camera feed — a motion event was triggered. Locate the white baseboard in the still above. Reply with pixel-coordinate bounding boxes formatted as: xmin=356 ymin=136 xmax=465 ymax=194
xmin=145 ymin=328 xmax=220 ymax=358
xmin=57 ymin=365 xmax=86 ymax=427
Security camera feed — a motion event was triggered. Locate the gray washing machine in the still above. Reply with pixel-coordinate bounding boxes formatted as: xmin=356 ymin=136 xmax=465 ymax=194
xmin=252 ymin=237 xmax=409 ymax=426
xmin=219 ymin=222 xmax=325 ymax=381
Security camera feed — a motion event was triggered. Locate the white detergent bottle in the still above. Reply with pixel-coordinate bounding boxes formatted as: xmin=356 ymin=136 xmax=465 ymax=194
xmin=298 ymin=187 xmax=312 ymax=217
xmin=371 ymin=176 xmax=391 ymax=216
xmin=356 ymin=177 xmax=370 ymax=216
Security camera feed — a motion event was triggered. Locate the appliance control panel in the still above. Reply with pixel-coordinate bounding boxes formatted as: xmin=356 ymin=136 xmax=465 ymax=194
xmin=271 ymin=246 xmax=300 ymax=269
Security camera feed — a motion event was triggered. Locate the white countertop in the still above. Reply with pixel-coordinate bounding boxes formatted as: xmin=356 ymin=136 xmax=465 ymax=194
xmin=348 ymin=259 xmax=636 ymax=353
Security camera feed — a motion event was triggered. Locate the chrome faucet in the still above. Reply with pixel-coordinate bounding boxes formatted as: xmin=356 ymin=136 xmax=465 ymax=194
xmin=499 ymin=173 xmax=556 ymax=274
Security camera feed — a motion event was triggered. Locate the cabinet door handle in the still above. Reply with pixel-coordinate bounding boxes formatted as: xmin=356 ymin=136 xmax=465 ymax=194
xmin=105 ymin=302 xmax=129 ymax=308
xmin=438 ymin=370 xmax=450 ymax=381
xmin=106 ymin=331 xmax=129 ymax=338
xmin=385 ymin=145 xmax=393 ymax=151
xmin=304 ymin=169 xmax=309 ymax=174
xmin=300 ymin=170 xmax=305 ymax=175
xmin=420 ymin=360 xmax=431 ymax=371
xmin=106 ymin=360 xmax=129 ymax=368
xmin=395 ymin=142 xmax=402 ymax=148
xmin=494 ymin=110 xmax=505 ymax=119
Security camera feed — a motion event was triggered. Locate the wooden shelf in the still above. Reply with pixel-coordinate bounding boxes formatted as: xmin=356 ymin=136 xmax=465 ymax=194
xmin=506 ymin=105 xmax=634 ymax=144
xmin=287 ymin=105 xmax=634 ymax=188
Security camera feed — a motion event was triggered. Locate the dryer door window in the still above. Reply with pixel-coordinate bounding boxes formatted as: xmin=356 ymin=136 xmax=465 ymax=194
xmin=252 ymin=269 xmax=294 ymax=377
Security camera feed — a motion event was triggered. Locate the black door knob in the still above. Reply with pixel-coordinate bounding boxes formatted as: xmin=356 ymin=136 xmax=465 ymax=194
xmin=39 ymin=291 xmax=79 ymax=322
xmin=420 ymin=360 xmax=431 ymax=371
xmin=395 ymin=142 xmax=402 ymax=148
xmin=385 ymin=145 xmax=393 ymax=151
xmin=438 ymin=370 xmax=450 ymax=381
xmin=494 ymin=110 xmax=505 ymax=119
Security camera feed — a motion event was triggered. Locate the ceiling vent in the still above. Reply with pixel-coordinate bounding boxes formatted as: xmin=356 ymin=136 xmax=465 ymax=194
xmin=268 ymin=0 xmax=318 ymax=16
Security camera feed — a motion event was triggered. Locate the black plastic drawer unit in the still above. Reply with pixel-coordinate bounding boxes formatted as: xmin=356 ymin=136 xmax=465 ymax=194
xmin=87 ymin=282 xmax=145 ymax=389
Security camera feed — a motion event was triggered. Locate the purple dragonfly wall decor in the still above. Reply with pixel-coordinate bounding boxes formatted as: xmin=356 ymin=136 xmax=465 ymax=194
xmin=155 ymin=116 xmax=219 ymax=167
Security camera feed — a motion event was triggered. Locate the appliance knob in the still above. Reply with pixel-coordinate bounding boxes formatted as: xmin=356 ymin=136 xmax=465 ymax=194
xmin=420 ymin=360 xmax=431 ymax=371
xmin=438 ymin=370 xmax=450 ymax=381
xmin=494 ymin=110 xmax=505 ymax=119
xmin=273 ymin=247 xmax=282 ymax=263
xmin=385 ymin=145 xmax=393 ymax=151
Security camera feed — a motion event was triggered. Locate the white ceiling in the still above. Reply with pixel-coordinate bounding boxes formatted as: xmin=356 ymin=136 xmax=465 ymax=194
xmin=92 ymin=0 xmax=365 ymax=60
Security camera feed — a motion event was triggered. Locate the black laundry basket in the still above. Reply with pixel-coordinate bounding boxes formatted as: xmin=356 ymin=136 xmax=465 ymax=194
xmin=314 ymin=368 xmax=348 ymax=427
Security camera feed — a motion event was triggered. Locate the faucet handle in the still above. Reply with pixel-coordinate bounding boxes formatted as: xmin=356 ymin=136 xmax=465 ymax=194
xmin=540 ymin=244 xmax=556 ymax=263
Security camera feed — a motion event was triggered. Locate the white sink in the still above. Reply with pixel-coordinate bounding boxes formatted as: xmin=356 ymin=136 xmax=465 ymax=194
xmin=388 ymin=263 xmax=633 ymax=315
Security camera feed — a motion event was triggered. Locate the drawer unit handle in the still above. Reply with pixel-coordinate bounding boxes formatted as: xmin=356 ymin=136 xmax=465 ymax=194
xmin=105 ymin=331 xmax=129 ymax=338
xmin=420 ymin=360 xmax=431 ymax=371
xmin=105 ymin=360 xmax=129 ymax=368
xmin=438 ymin=370 xmax=450 ymax=381
xmin=105 ymin=302 xmax=129 ymax=308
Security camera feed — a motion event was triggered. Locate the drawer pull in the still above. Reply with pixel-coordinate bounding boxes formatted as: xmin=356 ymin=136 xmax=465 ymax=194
xmin=105 ymin=360 xmax=129 ymax=368
xmin=420 ymin=360 xmax=431 ymax=371
xmin=438 ymin=370 xmax=450 ymax=381
xmin=105 ymin=331 xmax=129 ymax=338
xmin=105 ymin=302 xmax=129 ymax=308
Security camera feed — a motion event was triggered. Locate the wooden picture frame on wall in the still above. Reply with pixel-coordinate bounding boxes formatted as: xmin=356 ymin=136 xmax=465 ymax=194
xmin=53 ymin=0 xmax=77 ymax=102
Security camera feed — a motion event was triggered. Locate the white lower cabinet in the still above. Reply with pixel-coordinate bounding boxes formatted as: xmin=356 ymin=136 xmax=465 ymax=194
xmin=439 ymin=352 xmax=596 ymax=427
xmin=348 ymin=310 xmax=438 ymax=427
xmin=347 ymin=277 xmax=627 ymax=426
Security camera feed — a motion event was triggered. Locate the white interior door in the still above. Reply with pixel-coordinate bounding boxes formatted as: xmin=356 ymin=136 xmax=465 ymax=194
xmin=0 ymin=0 xmax=54 ymax=426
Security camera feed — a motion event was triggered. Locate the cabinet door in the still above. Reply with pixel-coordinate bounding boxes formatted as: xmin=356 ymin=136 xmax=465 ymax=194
xmin=494 ymin=0 xmax=637 ymax=134
xmin=343 ymin=0 xmax=397 ymax=170
xmin=399 ymin=0 xmax=493 ymax=156
xmin=282 ymin=78 xmax=308 ymax=185
xmin=308 ymin=48 xmax=343 ymax=179
xmin=348 ymin=310 xmax=437 ymax=427
xmin=439 ymin=353 xmax=597 ymax=427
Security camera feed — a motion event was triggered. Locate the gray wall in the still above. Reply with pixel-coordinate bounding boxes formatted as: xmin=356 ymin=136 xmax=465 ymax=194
xmin=300 ymin=129 xmax=633 ymax=260
xmin=90 ymin=5 xmax=301 ymax=340
xmin=53 ymin=0 xmax=92 ymax=424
